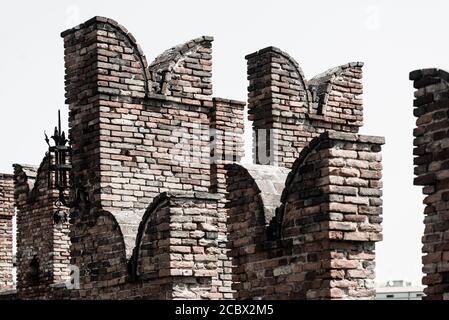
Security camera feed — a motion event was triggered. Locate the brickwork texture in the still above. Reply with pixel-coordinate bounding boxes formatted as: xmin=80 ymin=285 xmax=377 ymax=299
xmin=411 ymin=69 xmax=449 ymax=300
xmin=0 ymin=16 xmax=385 ymax=300
xmin=0 ymin=174 xmax=15 ymax=291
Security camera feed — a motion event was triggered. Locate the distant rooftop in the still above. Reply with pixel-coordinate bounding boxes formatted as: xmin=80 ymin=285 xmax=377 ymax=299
xmin=375 ymin=280 xmax=424 ymax=300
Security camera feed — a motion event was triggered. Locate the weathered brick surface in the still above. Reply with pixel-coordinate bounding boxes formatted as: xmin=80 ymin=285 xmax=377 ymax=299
xmin=226 ymin=132 xmax=384 ymax=299
xmin=247 ymin=47 xmax=363 ymax=168
xmin=131 ymin=192 xmax=221 ymax=299
xmin=0 ymin=174 xmax=14 ymax=291
xmin=411 ymin=68 xmax=449 ymax=300
xmin=208 ymin=98 xmax=245 ymax=298
xmin=13 ymin=160 xmax=71 ymax=297
xmin=149 ymin=36 xmax=213 ymax=99
xmin=60 ymin=16 xmax=242 ymax=300
xmin=63 ymin=17 xmax=217 ymax=257
xmin=68 ymin=192 xmax=221 ymax=299
xmin=0 ymin=16 xmax=384 ymax=300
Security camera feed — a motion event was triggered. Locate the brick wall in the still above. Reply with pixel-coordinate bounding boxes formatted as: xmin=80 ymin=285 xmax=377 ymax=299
xmin=130 ymin=192 xmax=221 ymax=299
xmin=0 ymin=174 xmax=14 ymax=291
xmin=7 ymin=16 xmax=385 ymax=300
xmin=208 ymin=97 xmax=245 ymax=298
xmin=226 ymin=132 xmax=384 ymax=299
xmin=149 ymin=36 xmax=213 ymax=99
xmin=60 ymin=16 xmax=245 ymax=299
xmin=62 ymin=18 xmax=219 ymax=255
xmin=7 ymin=191 xmax=223 ymax=300
xmin=247 ymin=47 xmax=363 ymax=168
xmin=13 ymin=160 xmax=71 ymax=297
xmin=410 ymin=68 xmax=449 ymax=300
xmin=68 ymin=192 xmax=221 ymax=299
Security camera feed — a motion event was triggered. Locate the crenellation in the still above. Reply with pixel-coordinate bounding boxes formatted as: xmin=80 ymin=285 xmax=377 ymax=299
xmin=0 ymin=16 xmax=385 ymax=300
xmin=149 ymin=36 xmax=214 ymax=99
xmin=247 ymin=47 xmax=364 ymax=168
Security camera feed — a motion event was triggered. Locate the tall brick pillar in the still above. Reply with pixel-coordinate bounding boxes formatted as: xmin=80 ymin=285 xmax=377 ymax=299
xmin=61 ymin=16 xmax=223 ymax=297
xmin=411 ymin=68 xmax=449 ymax=300
xmin=208 ymin=97 xmax=245 ymax=298
xmin=209 ymin=98 xmax=245 ymax=193
xmin=0 ymin=174 xmax=15 ymax=291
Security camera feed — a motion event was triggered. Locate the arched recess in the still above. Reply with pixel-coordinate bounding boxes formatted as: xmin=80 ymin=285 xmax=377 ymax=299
xmin=72 ymin=208 xmax=129 ymax=286
xmin=269 ymin=133 xmax=329 ymax=239
xmin=128 ymin=193 xmax=171 ymax=281
xmin=225 ymin=163 xmax=289 ymax=247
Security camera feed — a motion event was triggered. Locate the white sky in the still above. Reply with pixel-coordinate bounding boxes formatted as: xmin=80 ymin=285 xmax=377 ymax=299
xmin=2 ymin=0 xmax=447 ymax=286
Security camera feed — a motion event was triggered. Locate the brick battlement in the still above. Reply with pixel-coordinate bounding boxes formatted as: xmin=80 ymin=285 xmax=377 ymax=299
xmin=0 ymin=17 xmax=385 ymax=300
xmin=246 ymin=46 xmax=364 ymax=168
